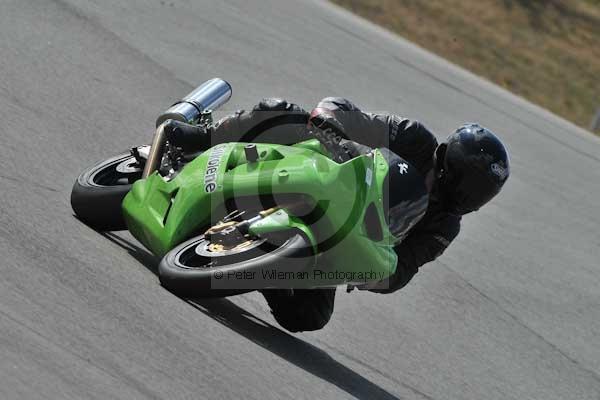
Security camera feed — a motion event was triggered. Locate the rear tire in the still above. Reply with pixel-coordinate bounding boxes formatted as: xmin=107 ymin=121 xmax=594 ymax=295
xmin=71 ymin=152 xmax=142 ymax=231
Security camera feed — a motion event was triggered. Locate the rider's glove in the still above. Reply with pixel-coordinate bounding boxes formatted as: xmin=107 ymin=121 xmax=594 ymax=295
xmin=308 ymin=108 xmax=346 ymax=141
xmin=309 ymin=126 xmax=353 ymax=163
xmin=308 ymin=109 xmax=353 ymax=163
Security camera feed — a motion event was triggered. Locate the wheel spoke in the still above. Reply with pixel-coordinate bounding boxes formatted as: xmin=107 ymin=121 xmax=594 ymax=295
xmin=91 ymin=156 xmax=141 ymax=187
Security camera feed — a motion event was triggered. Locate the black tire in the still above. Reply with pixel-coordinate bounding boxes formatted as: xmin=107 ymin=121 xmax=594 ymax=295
xmin=159 ymin=232 xmax=314 ymax=299
xmin=261 ymin=288 xmax=336 ymax=332
xmin=70 ymin=152 xmax=142 ymax=231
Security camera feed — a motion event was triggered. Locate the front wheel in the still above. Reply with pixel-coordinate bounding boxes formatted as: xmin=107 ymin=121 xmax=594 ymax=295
xmin=158 ymin=231 xmax=314 ymax=298
xmin=70 ymin=152 xmax=143 ymax=231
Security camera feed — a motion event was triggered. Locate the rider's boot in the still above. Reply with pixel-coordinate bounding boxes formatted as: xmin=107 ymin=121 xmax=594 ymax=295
xmin=163 ymin=119 xmax=211 ymax=153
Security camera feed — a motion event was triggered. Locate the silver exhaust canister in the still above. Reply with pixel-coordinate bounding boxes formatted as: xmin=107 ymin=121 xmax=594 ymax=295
xmin=156 ymin=78 xmax=232 ymax=127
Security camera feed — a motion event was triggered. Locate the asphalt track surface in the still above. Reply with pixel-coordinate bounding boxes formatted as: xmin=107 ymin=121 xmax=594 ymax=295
xmin=1 ymin=1 xmax=599 ymax=399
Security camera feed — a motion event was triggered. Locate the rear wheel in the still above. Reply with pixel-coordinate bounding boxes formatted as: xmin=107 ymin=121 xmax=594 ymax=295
xmin=70 ymin=152 xmax=143 ymax=231
xmin=159 ymin=230 xmax=314 ymax=298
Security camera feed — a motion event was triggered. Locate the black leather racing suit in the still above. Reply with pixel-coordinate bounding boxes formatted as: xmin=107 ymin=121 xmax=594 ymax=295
xmin=209 ymin=97 xmax=461 ymax=331
xmin=310 ymin=97 xmax=462 ymax=294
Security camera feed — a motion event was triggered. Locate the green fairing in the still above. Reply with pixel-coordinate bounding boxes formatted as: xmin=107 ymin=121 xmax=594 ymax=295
xmin=122 ymin=139 xmax=399 ymax=287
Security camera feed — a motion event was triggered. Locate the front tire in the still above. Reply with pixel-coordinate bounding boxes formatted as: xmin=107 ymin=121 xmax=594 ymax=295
xmin=71 ymin=152 xmax=142 ymax=231
xmin=159 ymin=232 xmax=314 ymax=298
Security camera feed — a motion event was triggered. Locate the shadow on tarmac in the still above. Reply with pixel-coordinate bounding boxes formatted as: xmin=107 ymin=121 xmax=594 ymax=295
xmin=102 ymin=231 xmax=404 ymax=400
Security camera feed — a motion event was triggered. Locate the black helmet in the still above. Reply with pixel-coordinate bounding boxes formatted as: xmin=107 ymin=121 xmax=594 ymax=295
xmin=435 ymin=124 xmax=510 ymax=215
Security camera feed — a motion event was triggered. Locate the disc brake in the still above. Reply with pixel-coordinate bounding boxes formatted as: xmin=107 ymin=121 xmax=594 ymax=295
xmin=203 ymin=208 xmax=280 ymax=253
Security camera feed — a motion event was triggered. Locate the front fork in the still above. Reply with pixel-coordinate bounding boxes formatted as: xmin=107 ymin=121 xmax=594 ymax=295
xmin=200 ymin=207 xmax=317 ymax=258
xmin=248 ymin=209 xmax=318 ymax=254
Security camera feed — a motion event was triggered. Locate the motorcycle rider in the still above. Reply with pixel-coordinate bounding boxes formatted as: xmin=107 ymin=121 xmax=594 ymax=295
xmin=164 ymin=97 xmax=510 ymax=332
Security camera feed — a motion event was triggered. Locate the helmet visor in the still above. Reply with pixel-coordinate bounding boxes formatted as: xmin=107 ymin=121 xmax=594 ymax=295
xmin=443 ymin=167 xmax=500 ymax=215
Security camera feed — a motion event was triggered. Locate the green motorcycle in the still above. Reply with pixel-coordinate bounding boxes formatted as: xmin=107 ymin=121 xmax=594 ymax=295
xmin=71 ymin=79 xmax=429 ymax=297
